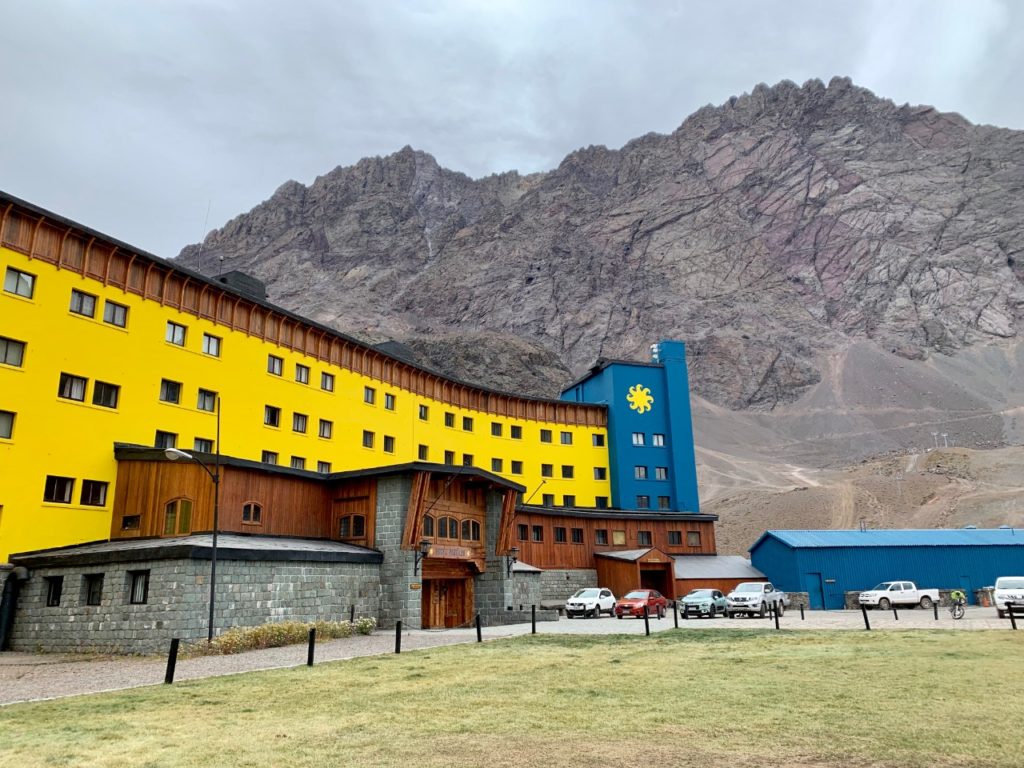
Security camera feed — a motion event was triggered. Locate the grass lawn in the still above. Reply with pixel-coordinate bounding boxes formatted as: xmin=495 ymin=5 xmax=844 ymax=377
xmin=1 ymin=629 xmax=1020 ymax=767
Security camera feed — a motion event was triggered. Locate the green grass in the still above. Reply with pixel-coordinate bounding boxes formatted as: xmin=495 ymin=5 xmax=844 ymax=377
xmin=1 ymin=629 xmax=1020 ymax=767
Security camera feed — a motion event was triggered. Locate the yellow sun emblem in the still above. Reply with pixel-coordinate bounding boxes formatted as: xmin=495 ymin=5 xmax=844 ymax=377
xmin=626 ymin=384 xmax=654 ymax=414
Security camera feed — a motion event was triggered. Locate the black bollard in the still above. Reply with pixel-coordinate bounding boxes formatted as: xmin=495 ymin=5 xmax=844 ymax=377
xmin=307 ymin=627 xmax=316 ymax=667
xmin=395 ymin=620 xmax=402 ymax=654
xmin=861 ymin=604 xmax=871 ymax=631
xmin=1009 ymin=604 xmax=1018 ymax=631
xmin=673 ymin=602 xmax=679 ymax=628
xmin=799 ymin=604 xmax=805 ymax=620
xmin=531 ymin=605 xmax=536 ymax=635
xmin=349 ymin=605 xmax=355 ymax=623
xmin=476 ymin=613 xmax=482 ymax=642
xmin=164 ymin=638 xmax=180 ymax=685
xmin=773 ymin=604 xmax=780 ymax=630
xmin=643 ymin=605 xmax=650 ymax=636
xmin=893 ymin=606 xmax=899 ymax=621
xmin=933 ymin=602 xmax=939 ymax=621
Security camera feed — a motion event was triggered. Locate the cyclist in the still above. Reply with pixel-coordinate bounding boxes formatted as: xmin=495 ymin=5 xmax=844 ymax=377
xmin=949 ymin=589 xmax=967 ymax=619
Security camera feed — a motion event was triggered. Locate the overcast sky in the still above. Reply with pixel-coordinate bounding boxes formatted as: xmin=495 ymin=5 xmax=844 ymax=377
xmin=2 ymin=0 xmax=1022 ymax=259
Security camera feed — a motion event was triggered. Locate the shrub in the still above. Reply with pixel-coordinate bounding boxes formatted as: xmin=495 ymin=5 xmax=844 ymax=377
xmin=188 ymin=617 xmax=377 ymax=656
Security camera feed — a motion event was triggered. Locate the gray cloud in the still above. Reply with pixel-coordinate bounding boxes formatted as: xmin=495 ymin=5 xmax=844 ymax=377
xmin=2 ymin=0 xmax=1021 ymax=258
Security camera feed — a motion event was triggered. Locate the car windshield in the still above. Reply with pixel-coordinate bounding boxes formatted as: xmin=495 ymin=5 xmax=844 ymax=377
xmin=871 ymin=582 xmax=894 ymax=590
xmin=996 ymin=577 xmax=1024 ymax=590
xmin=687 ymin=589 xmax=713 ymax=598
xmin=623 ymin=591 xmax=648 ymax=599
xmin=735 ymin=583 xmax=762 ymax=593
xmin=572 ymin=589 xmax=600 ymax=598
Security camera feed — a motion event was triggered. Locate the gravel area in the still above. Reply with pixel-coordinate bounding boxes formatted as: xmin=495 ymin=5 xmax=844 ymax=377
xmin=1 ymin=607 xmax=1015 ymax=706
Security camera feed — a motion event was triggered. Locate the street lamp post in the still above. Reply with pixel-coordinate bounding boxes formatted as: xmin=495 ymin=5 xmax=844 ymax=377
xmin=165 ymin=397 xmax=221 ymax=642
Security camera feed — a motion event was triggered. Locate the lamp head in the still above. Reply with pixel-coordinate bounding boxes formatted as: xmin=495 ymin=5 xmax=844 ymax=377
xmin=164 ymin=448 xmax=192 ymax=461
xmin=419 ymin=539 xmax=431 ymax=556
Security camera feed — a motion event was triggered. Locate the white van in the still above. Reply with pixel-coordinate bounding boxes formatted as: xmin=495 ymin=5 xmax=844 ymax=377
xmin=993 ymin=576 xmax=1024 ymax=618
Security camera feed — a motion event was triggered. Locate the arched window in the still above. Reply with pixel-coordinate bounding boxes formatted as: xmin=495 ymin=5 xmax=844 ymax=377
xmin=461 ymin=519 xmax=481 ymax=541
xmin=422 ymin=515 xmax=435 ymax=537
xmin=438 ymin=516 xmax=458 ymax=539
xmin=163 ymin=498 xmax=193 ymax=535
xmin=242 ymin=502 xmax=263 ymax=524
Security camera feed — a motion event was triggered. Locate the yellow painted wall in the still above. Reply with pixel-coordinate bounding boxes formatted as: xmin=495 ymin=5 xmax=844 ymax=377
xmin=0 ymin=246 xmax=609 ymax=562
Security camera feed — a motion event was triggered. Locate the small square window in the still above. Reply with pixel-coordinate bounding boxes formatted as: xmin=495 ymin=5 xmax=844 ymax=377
xmin=69 ymin=289 xmax=97 ymax=317
xmin=462 ymin=416 xmax=473 ymax=432
xmin=43 ymin=475 xmax=74 ymax=503
xmin=554 ymin=527 xmax=567 ymax=543
xmin=658 ymin=496 xmax=671 ymax=510
xmin=637 ymin=530 xmax=652 ymax=546
xmin=571 ymin=528 xmax=584 ymax=544
xmin=560 ymin=431 xmax=572 ymax=445
xmin=120 ymin=515 xmax=141 ymax=531
xmin=595 ymin=496 xmax=609 ymax=509
xmin=561 ymin=465 xmax=574 ymax=479
xmin=510 ymin=460 xmax=523 ymax=475
xmin=668 ymin=531 xmax=682 ymax=545
xmin=364 ymin=386 xmax=376 ymax=404
xmin=542 ymin=494 xmax=554 ymax=507
xmin=517 ymin=524 xmax=528 ymax=541
xmin=562 ymin=495 xmax=576 ymax=507
xmin=462 ymin=453 xmax=473 ymax=466
xmin=418 ymin=404 xmax=429 ymax=420
xmin=491 ymin=422 xmax=503 ymax=437
xmin=57 ymin=372 xmax=86 ymax=401
xmin=92 ymin=381 xmax=120 ymax=409
xmin=540 ymin=429 xmax=552 ymax=443
xmin=384 ymin=393 xmax=396 ymax=410
xmin=594 ymin=467 xmax=607 ymax=480
xmin=362 ymin=430 xmax=375 ymax=448
xmin=290 ymin=456 xmax=306 ymax=470
xmin=634 ymin=465 xmax=647 ymax=480
xmin=418 ymin=444 xmax=429 ymax=461
xmin=444 ymin=412 xmax=455 ymax=427
xmin=197 ymin=389 xmax=217 ymax=412
xmin=128 ymin=570 xmax=150 ymax=604
xmin=194 ymin=438 xmax=214 ymax=453
xmin=319 ymin=419 xmax=333 ymax=438
xmin=103 ymin=300 xmax=128 ymax=327
xmin=632 ymin=432 xmax=645 ymax=446
xmin=636 ymin=495 xmax=650 ymax=509
xmin=655 ymin=466 xmax=668 ymax=481
xmin=159 ymin=379 xmax=182 ymax=404
xmin=592 ymin=433 xmax=605 ymax=447
xmin=166 ymin=321 xmax=187 ymax=346
xmin=321 ymin=372 xmax=335 ymax=391
xmin=295 ymin=364 xmax=310 ymax=384
xmin=491 ymin=458 xmax=503 ymax=473
xmin=595 ymin=529 xmax=608 ymax=545
xmin=612 ymin=530 xmax=626 ymax=546
xmin=0 ymin=410 xmax=14 ymax=439
xmin=444 ymin=450 xmax=455 ymax=465
xmin=0 ymin=336 xmax=26 ymax=367
xmin=80 ymin=480 xmax=108 ymax=507
xmin=293 ymin=412 xmax=308 ymax=433
xmin=687 ymin=531 xmax=702 ymax=547
xmin=384 ymin=435 xmax=396 ymax=453
xmin=264 ymin=405 xmax=280 ymax=427
xmin=45 ymin=576 xmax=63 ymax=607
xmin=531 ymin=525 xmax=544 ymax=542
xmin=652 ymin=433 xmax=666 ymax=447
xmin=317 ymin=461 xmax=332 ymax=473
xmin=262 ymin=450 xmax=278 ymax=465
xmin=84 ymin=574 xmax=104 ymax=606
xmin=155 ymin=431 xmax=177 ymax=449
xmin=202 ymin=333 xmax=221 ymax=357
xmin=510 ymin=425 xmax=522 ymax=440
xmin=541 ymin=464 xmax=553 ymax=478
xmin=4 ymin=267 xmax=35 ymax=298
xmin=267 ymin=355 xmax=283 ymax=375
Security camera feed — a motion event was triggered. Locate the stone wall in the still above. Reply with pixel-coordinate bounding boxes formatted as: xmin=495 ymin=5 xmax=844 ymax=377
xmin=10 ymin=558 xmax=379 ymax=654
xmin=375 ymin=476 xmax=421 ymax=629
xmin=539 ymin=569 xmax=599 ymax=604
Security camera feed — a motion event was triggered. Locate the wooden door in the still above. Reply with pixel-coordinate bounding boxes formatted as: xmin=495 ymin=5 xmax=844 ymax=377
xmin=422 ymin=578 xmax=473 ymax=628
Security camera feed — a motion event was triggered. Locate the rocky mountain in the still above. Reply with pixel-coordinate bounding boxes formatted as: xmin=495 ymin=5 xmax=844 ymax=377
xmin=177 ymin=76 xmax=1024 ymax=474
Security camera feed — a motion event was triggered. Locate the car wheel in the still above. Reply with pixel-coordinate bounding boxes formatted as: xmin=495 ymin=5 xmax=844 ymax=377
xmin=997 ymin=609 xmax=1006 ymax=619
xmin=657 ymin=606 xmax=665 ymax=619
xmin=591 ymin=606 xmax=600 ymax=619
xmin=726 ymin=611 xmax=733 ymax=619
xmin=758 ymin=603 xmax=766 ymax=618
xmin=919 ymin=596 xmax=933 ymax=609
xmin=878 ymin=598 xmax=891 ymax=611
xmin=616 ymin=613 xmax=622 ymax=620
xmin=777 ymin=603 xmax=785 ymax=617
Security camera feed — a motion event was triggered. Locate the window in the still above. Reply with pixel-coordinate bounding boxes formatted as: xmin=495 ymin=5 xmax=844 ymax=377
xmin=510 ymin=460 xmax=523 ymax=475
xmin=384 ymin=435 xmax=396 ymax=453
xmin=595 ymin=529 xmax=608 ymax=545
xmin=120 ymin=515 xmax=141 ymax=531
xmin=594 ymin=467 xmax=607 ymax=480
xmin=128 ymin=571 xmax=150 ymax=604
xmin=592 ymin=433 xmax=605 ymax=447
xmin=321 ymin=372 xmax=334 ymax=391
xmin=687 ymin=531 xmax=702 ymax=547
xmin=339 ymin=515 xmax=366 ymax=539
xmin=103 ymin=300 xmax=128 ymax=327
xmin=0 ymin=410 xmax=13 ymax=439
xmin=542 ymin=494 xmax=555 ymax=507
xmin=290 ymin=456 xmax=306 ymax=470
xmin=423 ymin=515 xmax=436 ymax=537
xmin=317 ymin=461 xmax=331 ymax=473
xmin=4 ymin=267 xmax=35 ymax=298
xmin=80 ymin=480 xmax=108 ymax=507
xmin=295 ymin=364 xmax=309 ymax=384
xmin=43 ymin=475 xmax=74 ymax=503
xmin=437 ymin=516 xmax=457 ymax=539
xmin=461 ymin=519 xmax=481 ymax=541
xmin=0 ymin=336 xmax=25 ymax=368
xmin=264 ymin=405 xmax=281 ymax=427
xmin=45 ymin=576 xmax=63 ymax=607
xmin=562 ymin=495 xmax=576 ymax=507
xmin=292 ymin=412 xmax=308 ymax=433
xmin=444 ymin=412 xmax=455 ymax=427
xmin=418 ymin=444 xmax=429 ymax=461
xmin=658 ymin=496 xmax=671 ymax=510
xmin=612 ymin=530 xmax=626 ymax=546
xmin=655 ymin=467 xmax=668 ymax=481
xmin=491 ymin=458 xmax=503 ymax=473
xmin=571 ymin=527 xmax=584 ymax=544
xmin=595 ymin=496 xmax=609 ymax=509
xmin=384 ymin=393 xmax=396 ymax=410
xmin=461 ymin=453 xmax=473 ymax=466
xmin=154 ymin=431 xmax=177 ymax=449
xmin=319 ymin=419 xmax=333 ymax=438
xmin=165 ymin=321 xmax=186 ymax=346
xmin=636 ymin=495 xmax=650 ymax=509
xmin=444 ymin=450 xmax=455 ymax=465
xmin=554 ymin=526 xmax=567 ymax=543
xmin=194 ymin=438 xmax=214 ymax=453
xmin=159 ymin=379 xmax=182 ymax=404
xmin=541 ymin=464 xmax=553 ymax=478
xmin=668 ymin=531 xmax=682 ymax=545
xmin=92 ymin=381 xmax=120 ymax=409
xmin=561 ymin=465 xmax=574 ymax=479
xmin=652 ymin=433 xmax=666 ymax=447
xmin=632 ymin=432 xmax=645 ymax=446
xmin=510 ymin=425 xmax=522 ymax=440
xmin=58 ymin=373 xmax=86 ymax=401
xmin=364 ymin=386 xmax=376 ymax=404
xmin=634 ymin=466 xmax=648 ymax=480
xmin=540 ymin=429 xmax=552 ymax=443
xmin=531 ymin=525 xmax=544 ymax=542
xmin=491 ymin=422 xmax=503 ymax=437
xmin=267 ymin=355 xmax=283 ymax=375
xmin=418 ymin=404 xmax=429 ymax=420
xmin=637 ymin=530 xmax=652 ymax=546
xmin=261 ymin=450 xmax=278 ymax=465
xmin=202 ymin=334 xmax=221 ymax=357
xmin=462 ymin=416 xmax=473 ymax=432
xmin=560 ymin=431 xmax=572 ymax=445
xmin=84 ymin=574 xmax=104 ymax=606
xmin=163 ymin=498 xmax=192 ymax=535
xmin=197 ymin=389 xmax=217 ymax=412
xmin=70 ymin=289 xmax=97 ymax=317
xmin=516 ymin=523 xmax=528 ymax=541
xmin=362 ymin=430 xmax=375 ymax=448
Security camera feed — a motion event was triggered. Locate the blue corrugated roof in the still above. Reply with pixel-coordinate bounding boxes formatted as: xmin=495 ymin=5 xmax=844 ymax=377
xmin=754 ymin=528 xmax=1024 ymax=550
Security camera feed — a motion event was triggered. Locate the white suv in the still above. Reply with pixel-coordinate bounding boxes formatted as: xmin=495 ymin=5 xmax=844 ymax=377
xmin=565 ymin=588 xmax=616 ymax=618
xmin=994 ymin=576 xmax=1024 ymax=619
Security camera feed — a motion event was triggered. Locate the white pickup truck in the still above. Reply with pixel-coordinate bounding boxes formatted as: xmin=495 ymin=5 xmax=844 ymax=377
xmin=858 ymin=581 xmax=939 ymax=610
xmin=726 ymin=582 xmax=788 ymax=618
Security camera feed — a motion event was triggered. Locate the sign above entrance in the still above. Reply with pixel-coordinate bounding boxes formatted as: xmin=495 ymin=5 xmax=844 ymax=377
xmin=429 ymin=545 xmax=472 ymax=560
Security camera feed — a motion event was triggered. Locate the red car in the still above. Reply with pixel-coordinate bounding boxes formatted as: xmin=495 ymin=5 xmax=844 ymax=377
xmin=614 ymin=589 xmax=668 ymax=619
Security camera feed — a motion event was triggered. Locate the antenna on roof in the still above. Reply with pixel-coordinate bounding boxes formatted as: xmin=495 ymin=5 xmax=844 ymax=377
xmin=524 ymin=479 xmax=547 ymax=504
xmin=858 ymin=517 xmax=866 ymax=532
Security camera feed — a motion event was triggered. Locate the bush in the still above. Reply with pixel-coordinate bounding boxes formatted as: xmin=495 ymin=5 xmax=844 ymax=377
xmin=189 ymin=617 xmax=377 ymax=656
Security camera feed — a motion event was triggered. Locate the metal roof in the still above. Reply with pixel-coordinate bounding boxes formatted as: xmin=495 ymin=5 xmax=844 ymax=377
xmin=595 ymin=548 xmax=654 ymax=561
xmin=752 ymin=528 xmax=1024 ymax=551
xmin=673 ymin=555 xmax=765 ymax=580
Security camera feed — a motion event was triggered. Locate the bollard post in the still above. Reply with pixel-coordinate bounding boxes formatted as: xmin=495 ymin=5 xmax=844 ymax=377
xmin=395 ymin=620 xmax=402 ymax=654
xmin=643 ymin=605 xmax=650 ymax=636
xmin=531 ymin=605 xmax=537 ymax=634
xmin=773 ymin=604 xmax=780 ymax=630
xmin=307 ymin=627 xmax=316 ymax=667
xmin=893 ymin=606 xmax=899 ymax=621
xmin=861 ymin=604 xmax=871 ymax=631
xmin=673 ymin=602 xmax=679 ymax=628
xmin=164 ymin=638 xmax=180 ymax=685
xmin=1009 ymin=604 xmax=1018 ymax=631
xmin=933 ymin=602 xmax=939 ymax=621
xmin=799 ymin=604 xmax=805 ymax=621
xmin=349 ymin=605 xmax=355 ymax=623
xmin=476 ymin=613 xmax=482 ymax=642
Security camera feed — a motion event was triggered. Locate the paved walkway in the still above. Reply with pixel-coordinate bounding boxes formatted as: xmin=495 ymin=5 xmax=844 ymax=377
xmin=1 ymin=607 xmax=1015 ymax=706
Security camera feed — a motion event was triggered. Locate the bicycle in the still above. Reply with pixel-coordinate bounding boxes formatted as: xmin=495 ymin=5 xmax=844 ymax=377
xmin=949 ymin=591 xmax=966 ymax=620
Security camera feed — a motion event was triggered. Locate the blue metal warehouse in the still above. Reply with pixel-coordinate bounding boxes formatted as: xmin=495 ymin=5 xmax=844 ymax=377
xmin=749 ymin=529 xmax=1024 ymax=609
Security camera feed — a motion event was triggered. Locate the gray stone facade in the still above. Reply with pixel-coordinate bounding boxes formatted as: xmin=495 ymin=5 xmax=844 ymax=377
xmin=540 ymin=568 xmax=599 ymax=603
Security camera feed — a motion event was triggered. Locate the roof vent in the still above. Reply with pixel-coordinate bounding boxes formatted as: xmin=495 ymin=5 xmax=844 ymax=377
xmin=998 ymin=524 xmax=1011 ymax=529
xmin=963 ymin=524 xmax=977 ymax=529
